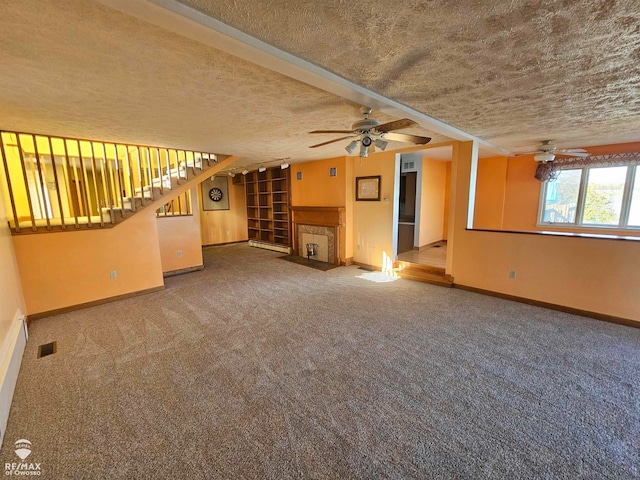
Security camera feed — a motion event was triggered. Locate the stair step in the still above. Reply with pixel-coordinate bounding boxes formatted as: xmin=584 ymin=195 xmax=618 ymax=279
xmin=394 ymin=261 xmax=453 ymax=287
xmin=395 ymin=261 xmax=445 ymax=275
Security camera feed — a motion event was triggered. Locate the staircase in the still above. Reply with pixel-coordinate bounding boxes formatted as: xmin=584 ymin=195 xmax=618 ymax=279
xmin=393 ymin=261 xmax=453 ymax=287
xmin=0 ymin=131 xmax=237 ymax=234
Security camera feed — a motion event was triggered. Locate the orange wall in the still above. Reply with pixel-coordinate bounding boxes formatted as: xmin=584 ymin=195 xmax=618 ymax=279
xmin=199 ymin=181 xmax=248 ymax=245
xmin=291 ymin=156 xmax=347 ymax=206
xmin=443 ymin=162 xmax=451 ymax=240
xmin=474 ymin=156 xmax=508 ymax=229
xmin=418 ymin=158 xmax=447 ymax=246
xmin=291 ymin=156 xmax=352 ymax=260
xmin=12 ymin=210 xmax=164 ymax=315
xmin=496 ymin=142 xmax=640 ymax=236
xmin=0 ymin=193 xmax=26 ymax=346
xmin=345 ymin=158 xmax=354 ymax=259
xmin=501 ymin=156 xmax=541 ymax=230
xmin=451 ymin=141 xmax=640 ymax=322
xmin=157 ymin=187 xmax=203 ymax=273
xmin=352 ymin=151 xmax=398 ymax=269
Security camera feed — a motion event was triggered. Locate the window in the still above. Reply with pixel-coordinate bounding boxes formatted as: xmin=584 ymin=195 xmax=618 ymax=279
xmin=539 ymin=164 xmax=639 ymax=230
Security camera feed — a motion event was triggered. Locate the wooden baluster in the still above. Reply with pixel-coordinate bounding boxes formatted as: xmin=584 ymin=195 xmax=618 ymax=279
xmin=47 ymin=137 xmax=66 ymax=230
xmin=156 ymin=148 xmax=163 ymax=195
xmin=32 ymin=136 xmax=52 ymax=230
xmin=186 ymin=190 xmax=191 ymax=215
xmin=78 ymin=142 xmax=94 ymax=227
xmin=190 ymin=151 xmax=196 ymax=176
xmin=15 ymin=135 xmax=36 ymax=231
xmin=100 ymin=143 xmax=115 ymax=224
xmin=145 ymin=148 xmax=153 ymax=199
xmin=174 ymin=150 xmax=181 ymax=186
xmin=62 ymin=139 xmax=80 ymax=228
xmin=88 ymin=143 xmax=104 ymax=227
xmin=177 ymin=193 xmax=182 ymax=215
xmin=165 ymin=149 xmax=172 ymax=190
xmin=0 ymin=136 xmax=20 ymax=232
xmin=135 ymin=146 xmax=145 ymax=206
xmin=124 ymin=146 xmax=136 ymax=211
xmin=113 ymin=145 xmax=125 ymax=218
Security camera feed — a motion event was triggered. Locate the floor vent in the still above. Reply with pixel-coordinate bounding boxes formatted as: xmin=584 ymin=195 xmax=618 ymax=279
xmin=37 ymin=342 xmax=57 ymax=358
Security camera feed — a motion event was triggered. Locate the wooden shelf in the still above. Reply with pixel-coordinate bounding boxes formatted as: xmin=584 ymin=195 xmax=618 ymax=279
xmin=244 ymin=167 xmax=291 ymax=248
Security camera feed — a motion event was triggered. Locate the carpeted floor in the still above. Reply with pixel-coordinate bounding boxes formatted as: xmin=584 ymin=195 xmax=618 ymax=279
xmin=1 ymin=243 xmax=638 ymax=479
xmin=279 ymin=254 xmax=338 ymax=271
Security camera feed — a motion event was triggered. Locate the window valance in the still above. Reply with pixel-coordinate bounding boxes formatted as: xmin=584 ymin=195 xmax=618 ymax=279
xmin=555 ymin=152 xmax=640 ymax=169
xmin=535 ymin=152 xmax=640 ymax=182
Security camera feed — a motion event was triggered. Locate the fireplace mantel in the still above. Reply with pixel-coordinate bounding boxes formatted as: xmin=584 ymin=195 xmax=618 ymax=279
xmin=290 ymin=206 xmax=346 ymax=265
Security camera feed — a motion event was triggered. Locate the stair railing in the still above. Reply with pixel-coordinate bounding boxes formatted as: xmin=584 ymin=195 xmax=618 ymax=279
xmin=0 ymin=130 xmax=217 ymax=234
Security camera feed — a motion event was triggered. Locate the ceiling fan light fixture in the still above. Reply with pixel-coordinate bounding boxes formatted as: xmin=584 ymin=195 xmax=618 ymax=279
xmin=361 ymin=135 xmax=373 ymax=147
xmin=345 ymin=140 xmax=359 ymax=155
xmin=375 ymin=138 xmax=388 ymax=151
xmin=360 ymin=144 xmax=369 ymax=158
xmin=534 ymin=153 xmax=555 ymax=163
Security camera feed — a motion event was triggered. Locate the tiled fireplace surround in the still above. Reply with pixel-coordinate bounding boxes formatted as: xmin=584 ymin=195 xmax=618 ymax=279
xmin=290 ymin=206 xmax=346 ymax=266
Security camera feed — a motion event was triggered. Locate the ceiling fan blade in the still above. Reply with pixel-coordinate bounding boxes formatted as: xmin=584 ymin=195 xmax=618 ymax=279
xmin=557 ymin=148 xmax=588 ymax=153
xmin=557 ymin=151 xmax=589 ymax=157
xmin=375 ymin=118 xmax=418 ymax=133
xmin=383 ymin=132 xmax=431 ymax=145
xmin=309 ymin=136 xmax=355 ymax=148
xmin=309 ymin=130 xmax=354 ymax=134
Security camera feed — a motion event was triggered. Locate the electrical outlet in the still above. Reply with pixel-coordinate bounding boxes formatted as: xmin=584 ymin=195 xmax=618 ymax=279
xmin=509 ymin=270 xmax=517 ymax=279
xmin=110 ymin=270 xmax=117 ymax=279
xmin=177 ymin=250 xmax=182 ymax=257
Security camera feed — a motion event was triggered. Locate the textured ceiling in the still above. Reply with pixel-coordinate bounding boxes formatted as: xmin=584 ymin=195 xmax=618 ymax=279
xmin=0 ymin=0 xmax=449 ymax=167
xmin=179 ymin=0 xmax=640 ymax=152
xmin=0 ymin=0 xmax=639 ymax=169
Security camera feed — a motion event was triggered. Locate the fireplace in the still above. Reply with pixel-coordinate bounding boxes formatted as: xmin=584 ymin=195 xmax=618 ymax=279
xmin=290 ymin=207 xmax=346 ymax=266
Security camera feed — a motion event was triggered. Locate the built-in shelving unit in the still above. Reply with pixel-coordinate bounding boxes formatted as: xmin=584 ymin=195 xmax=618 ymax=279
xmin=245 ymin=167 xmax=291 ymax=247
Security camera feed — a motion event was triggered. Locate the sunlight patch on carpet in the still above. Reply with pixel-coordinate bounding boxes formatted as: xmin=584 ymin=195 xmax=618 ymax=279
xmin=356 ymin=271 xmax=399 ymax=283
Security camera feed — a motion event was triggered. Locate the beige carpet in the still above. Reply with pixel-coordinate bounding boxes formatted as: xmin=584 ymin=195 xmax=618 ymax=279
xmin=1 ymin=243 xmax=638 ymax=479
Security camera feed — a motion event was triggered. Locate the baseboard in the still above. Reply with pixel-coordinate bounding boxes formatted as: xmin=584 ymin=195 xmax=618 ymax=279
xmin=454 ymin=284 xmax=639 ymax=329
xmin=247 ymin=240 xmax=291 ymax=254
xmin=202 ymin=240 xmax=247 ymax=248
xmin=0 ymin=312 xmax=27 ymax=447
xmin=27 ymin=286 xmax=166 ymax=321
xmin=163 ymin=265 xmax=204 ymax=278
xmin=352 ymin=261 xmax=380 ymax=271
xmin=416 ymin=240 xmax=446 ymax=251
xmin=342 ymin=257 xmax=354 ymax=266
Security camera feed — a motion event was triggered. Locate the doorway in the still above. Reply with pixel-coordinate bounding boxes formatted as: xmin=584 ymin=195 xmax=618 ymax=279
xmin=397 ymin=171 xmax=416 ymax=254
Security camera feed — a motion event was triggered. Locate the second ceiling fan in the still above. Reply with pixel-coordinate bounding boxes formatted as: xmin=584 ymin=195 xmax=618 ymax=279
xmin=309 ymin=107 xmax=431 ymax=157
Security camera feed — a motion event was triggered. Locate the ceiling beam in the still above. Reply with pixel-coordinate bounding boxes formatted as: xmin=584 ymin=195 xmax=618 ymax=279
xmin=95 ymin=0 xmax=512 ymax=156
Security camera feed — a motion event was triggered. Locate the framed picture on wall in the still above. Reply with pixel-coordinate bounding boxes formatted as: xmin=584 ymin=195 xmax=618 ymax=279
xmin=201 ymin=176 xmax=230 ymax=210
xmin=355 ymin=176 xmax=381 ymax=201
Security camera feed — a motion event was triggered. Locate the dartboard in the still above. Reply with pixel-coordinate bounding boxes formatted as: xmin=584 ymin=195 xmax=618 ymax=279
xmin=208 ymin=187 xmax=223 ymax=202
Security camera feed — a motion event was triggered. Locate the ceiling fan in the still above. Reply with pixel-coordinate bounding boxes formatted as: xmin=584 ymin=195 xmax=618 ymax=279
xmin=309 ymin=107 xmax=431 ymax=158
xmin=519 ymin=140 xmax=589 ymax=163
